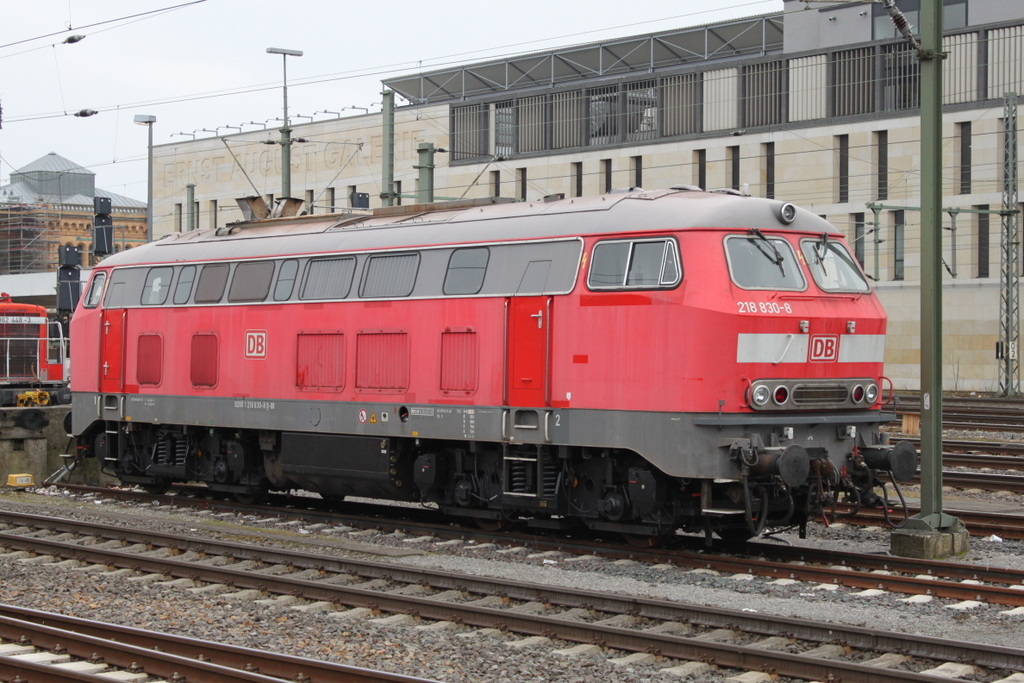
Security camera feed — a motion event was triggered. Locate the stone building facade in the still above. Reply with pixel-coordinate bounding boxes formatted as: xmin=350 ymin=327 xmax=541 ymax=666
xmin=150 ymin=0 xmax=1024 ymax=392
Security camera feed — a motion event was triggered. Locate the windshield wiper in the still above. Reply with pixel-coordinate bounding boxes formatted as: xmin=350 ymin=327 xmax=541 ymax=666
xmin=813 ymin=232 xmax=829 ymax=276
xmin=748 ymin=228 xmax=786 ymax=277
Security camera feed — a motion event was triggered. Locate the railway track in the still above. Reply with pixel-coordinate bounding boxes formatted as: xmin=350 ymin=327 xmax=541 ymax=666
xmin=0 ymin=603 xmax=432 ymax=683
xmin=1 ymin=509 xmax=1023 ymax=683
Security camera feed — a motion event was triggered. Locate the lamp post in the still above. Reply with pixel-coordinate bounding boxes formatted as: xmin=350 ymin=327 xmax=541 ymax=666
xmin=133 ymin=114 xmax=156 ymax=242
xmin=266 ymin=47 xmax=303 ymax=199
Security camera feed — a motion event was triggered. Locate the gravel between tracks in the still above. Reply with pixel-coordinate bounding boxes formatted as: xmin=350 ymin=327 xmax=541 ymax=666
xmin=0 ymin=487 xmax=1022 ymax=683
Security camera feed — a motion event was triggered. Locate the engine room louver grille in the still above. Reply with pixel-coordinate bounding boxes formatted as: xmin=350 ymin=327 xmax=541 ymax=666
xmin=792 ymin=384 xmax=850 ymax=406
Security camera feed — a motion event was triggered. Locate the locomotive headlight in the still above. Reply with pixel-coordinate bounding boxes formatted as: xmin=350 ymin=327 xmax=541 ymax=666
xmin=773 ymin=385 xmax=790 ymax=405
xmin=775 ymin=202 xmax=798 ymax=225
xmin=852 ymin=384 xmax=865 ymax=403
xmin=865 ymin=383 xmax=879 ymax=404
xmin=751 ymin=385 xmax=770 ymax=406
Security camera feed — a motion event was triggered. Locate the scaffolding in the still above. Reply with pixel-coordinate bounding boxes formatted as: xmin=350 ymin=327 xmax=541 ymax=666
xmin=0 ymin=201 xmax=58 ymax=274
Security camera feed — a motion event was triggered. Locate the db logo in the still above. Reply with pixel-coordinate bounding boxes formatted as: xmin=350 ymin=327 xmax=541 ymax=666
xmin=809 ymin=335 xmax=839 ymax=362
xmin=245 ymin=330 xmax=267 ymax=359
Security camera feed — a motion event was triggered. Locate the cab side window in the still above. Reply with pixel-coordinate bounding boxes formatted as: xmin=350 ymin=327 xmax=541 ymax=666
xmin=588 ymin=238 xmax=682 ymax=290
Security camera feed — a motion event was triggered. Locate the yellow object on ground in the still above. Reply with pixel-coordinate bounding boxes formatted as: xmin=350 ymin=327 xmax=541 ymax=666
xmin=16 ymin=391 xmax=49 ymax=407
xmin=6 ymin=474 xmax=34 ymax=487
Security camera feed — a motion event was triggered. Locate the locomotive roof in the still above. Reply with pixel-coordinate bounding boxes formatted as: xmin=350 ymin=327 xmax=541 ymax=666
xmin=101 ymin=188 xmax=841 ymax=267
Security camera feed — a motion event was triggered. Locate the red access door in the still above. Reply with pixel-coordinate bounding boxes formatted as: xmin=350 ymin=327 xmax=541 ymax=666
xmin=99 ymin=309 xmax=126 ymax=393
xmin=506 ymin=296 xmax=551 ymax=407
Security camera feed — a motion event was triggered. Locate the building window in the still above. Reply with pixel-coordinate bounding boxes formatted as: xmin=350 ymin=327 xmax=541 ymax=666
xmin=958 ymin=121 xmax=972 ymax=194
xmin=892 ymin=210 xmax=905 ymax=281
xmin=625 ymin=81 xmax=657 ymax=142
xmin=875 ymin=130 xmax=889 ymax=201
xmin=851 ymin=213 xmax=865 ymax=267
xmin=832 ymin=48 xmax=874 ymax=117
xmin=451 ymin=103 xmax=489 ymax=161
xmin=744 ymin=61 xmax=785 ymax=128
xmin=305 ymin=190 xmax=315 ymax=214
xmin=976 ymin=205 xmax=990 ymax=278
xmin=208 ymin=199 xmax=218 ymax=230
xmin=491 ymin=170 xmax=500 ymax=198
xmin=763 ymin=142 xmax=775 ymax=199
xmin=346 ymin=185 xmax=357 ymax=208
xmin=326 ymin=187 xmax=336 ymax=213
xmin=395 ymin=180 xmax=402 ymax=206
xmin=601 ymin=159 xmax=612 ymax=193
xmin=836 ymin=135 xmax=850 ymax=203
xmin=630 ymin=156 xmax=643 ymax=188
xmin=517 ymin=167 xmax=527 ymax=201
xmin=588 ymin=86 xmax=618 ymax=146
xmin=571 ymin=162 xmax=583 ymax=198
xmin=495 ymin=101 xmax=515 ymax=156
xmin=882 ymin=43 xmax=919 ymax=111
xmin=174 ymin=203 xmax=182 ymax=232
xmin=694 ymin=149 xmax=706 ymax=190
xmin=727 ymin=146 xmax=740 ymax=191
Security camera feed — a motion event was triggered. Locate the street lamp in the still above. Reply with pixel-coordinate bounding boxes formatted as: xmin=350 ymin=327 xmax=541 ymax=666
xmin=133 ymin=114 xmax=156 ymax=242
xmin=267 ymin=47 xmax=303 ymax=199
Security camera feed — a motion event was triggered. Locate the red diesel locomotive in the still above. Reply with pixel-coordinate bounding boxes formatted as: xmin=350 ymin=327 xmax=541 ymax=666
xmin=70 ymin=187 xmax=914 ymax=541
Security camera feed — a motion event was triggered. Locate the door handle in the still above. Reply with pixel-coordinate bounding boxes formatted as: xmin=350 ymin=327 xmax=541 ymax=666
xmin=102 ymin=362 xmax=109 ymax=376
xmin=530 ymin=311 xmax=543 ymax=329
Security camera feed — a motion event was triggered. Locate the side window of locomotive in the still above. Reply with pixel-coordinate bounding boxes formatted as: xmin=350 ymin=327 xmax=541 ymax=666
xmin=194 ymin=264 xmax=230 ymax=304
xmin=588 ymin=239 xmax=681 ymax=289
xmin=228 ymin=261 xmax=274 ymax=302
xmin=173 ymin=265 xmax=197 ymax=305
xmin=300 ymin=257 xmax=356 ymax=300
xmin=724 ymin=234 xmax=806 ymax=291
xmin=444 ymin=248 xmax=489 ymax=295
xmin=800 ymin=238 xmax=870 ymax=293
xmin=141 ymin=267 xmax=174 ymax=305
xmin=360 ymin=253 xmax=420 ymax=298
xmin=274 ymin=259 xmax=299 ymax=301
xmin=83 ymin=272 xmax=107 ymax=308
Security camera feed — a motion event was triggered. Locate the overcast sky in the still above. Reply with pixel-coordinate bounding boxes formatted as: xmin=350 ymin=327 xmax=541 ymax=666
xmin=1 ymin=0 xmax=784 ymax=200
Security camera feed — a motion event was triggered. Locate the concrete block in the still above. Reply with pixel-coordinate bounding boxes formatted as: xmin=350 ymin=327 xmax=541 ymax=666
xmin=553 ymin=644 xmax=602 ymax=657
xmin=725 ymin=673 xmax=772 ymax=683
xmin=898 ymin=594 xmax=933 ymax=604
xmin=920 ymin=662 xmax=977 ymax=678
xmin=328 ymin=608 xmax=375 ymax=621
xmin=891 ymin=524 xmax=970 ymax=559
xmin=369 ymin=614 xmax=415 ymax=626
xmin=661 ymin=661 xmax=713 ymax=677
xmin=802 ymin=644 xmax=846 ymax=659
xmin=609 ymin=652 xmax=656 ymax=666
xmin=863 ymin=653 xmax=909 ymax=668
xmin=291 ymin=600 xmax=334 ymax=613
xmin=507 ymin=635 xmax=551 ymax=649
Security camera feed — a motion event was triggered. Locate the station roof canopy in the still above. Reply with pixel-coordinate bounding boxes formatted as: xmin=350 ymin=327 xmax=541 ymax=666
xmin=383 ymin=12 xmax=783 ymax=105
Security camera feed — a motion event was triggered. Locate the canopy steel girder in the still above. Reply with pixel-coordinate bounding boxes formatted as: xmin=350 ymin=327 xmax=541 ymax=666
xmin=384 ymin=14 xmax=783 ymax=104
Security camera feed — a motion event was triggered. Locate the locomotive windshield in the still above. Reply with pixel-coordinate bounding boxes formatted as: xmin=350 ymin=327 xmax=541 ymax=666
xmin=724 ymin=233 xmax=805 ymax=291
xmin=801 ymin=236 xmax=871 ymax=293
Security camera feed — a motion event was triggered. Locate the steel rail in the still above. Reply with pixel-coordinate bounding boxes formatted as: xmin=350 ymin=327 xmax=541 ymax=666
xmin=1 ymin=511 xmax=1023 ymax=673
xmin=0 ymin=604 xmax=435 ymax=683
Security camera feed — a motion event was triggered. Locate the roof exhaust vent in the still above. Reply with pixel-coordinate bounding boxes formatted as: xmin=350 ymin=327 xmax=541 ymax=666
xmin=270 ymin=197 xmax=304 ymax=218
xmin=236 ymin=196 xmax=270 ymax=221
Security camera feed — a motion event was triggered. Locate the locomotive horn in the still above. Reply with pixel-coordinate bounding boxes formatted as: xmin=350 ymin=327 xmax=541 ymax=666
xmin=748 ymin=444 xmax=810 ymax=488
xmin=861 ymin=441 xmax=918 ymax=482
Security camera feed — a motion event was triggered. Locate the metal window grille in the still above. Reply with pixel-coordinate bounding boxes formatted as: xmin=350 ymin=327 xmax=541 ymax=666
xmin=588 ymin=86 xmax=619 ymax=146
xmin=837 ymin=135 xmax=850 ymax=204
xmin=744 ymin=61 xmax=785 ymax=128
xmin=495 ymin=101 xmax=515 ymax=157
xmin=883 ymin=43 xmax=920 ymax=111
xmin=451 ymin=104 xmax=489 ymax=161
xmin=625 ymin=81 xmax=658 ymax=142
xmin=833 ymin=47 xmax=874 ymax=117
xmin=662 ymin=73 xmax=701 ymax=136
xmin=876 ymin=130 xmax=889 ymax=201
xmin=517 ymin=96 xmax=545 ymax=153
xmin=552 ymin=91 xmax=583 ymax=149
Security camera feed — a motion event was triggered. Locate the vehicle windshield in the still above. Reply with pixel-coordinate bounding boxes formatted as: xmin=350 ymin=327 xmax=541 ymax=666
xmin=801 ymin=235 xmax=870 ymax=293
xmin=725 ymin=232 xmax=806 ymax=291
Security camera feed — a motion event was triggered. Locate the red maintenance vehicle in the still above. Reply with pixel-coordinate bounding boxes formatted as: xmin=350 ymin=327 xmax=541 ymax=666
xmin=0 ymin=293 xmax=69 ymax=406
xmin=68 ymin=187 xmax=914 ymax=542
